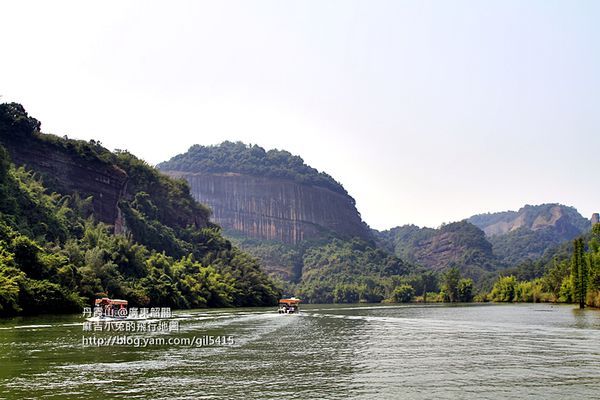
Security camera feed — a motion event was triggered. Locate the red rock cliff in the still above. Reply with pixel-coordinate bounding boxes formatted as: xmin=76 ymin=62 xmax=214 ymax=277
xmin=164 ymin=171 xmax=371 ymax=244
xmin=1 ymin=137 xmax=128 ymax=227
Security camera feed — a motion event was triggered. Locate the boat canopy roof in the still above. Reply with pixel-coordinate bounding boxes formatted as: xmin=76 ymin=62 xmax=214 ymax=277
xmin=279 ymin=298 xmax=301 ymax=305
xmin=95 ymin=298 xmax=128 ymax=306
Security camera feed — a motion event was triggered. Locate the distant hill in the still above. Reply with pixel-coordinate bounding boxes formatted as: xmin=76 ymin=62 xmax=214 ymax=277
xmin=376 ymin=204 xmax=592 ymax=282
xmin=467 ymin=204 xmax=590 ymax=265
xmin=376 ymin=221 xmax=499 ymax=282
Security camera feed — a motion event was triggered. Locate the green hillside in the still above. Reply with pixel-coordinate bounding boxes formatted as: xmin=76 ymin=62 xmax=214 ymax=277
xmin=0 ymin=103 xmax=280 ymax=315
xmin=376 ymin=221 xmax=500 ymax=283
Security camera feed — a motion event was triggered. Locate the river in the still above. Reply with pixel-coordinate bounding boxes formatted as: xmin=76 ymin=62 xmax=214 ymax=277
xmin=1 ymin=303 xmax=600 ymax=399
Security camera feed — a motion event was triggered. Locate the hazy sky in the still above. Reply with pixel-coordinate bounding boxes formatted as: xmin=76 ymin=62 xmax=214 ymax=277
xmin=1 ymin=1 xmax=599 ymax=230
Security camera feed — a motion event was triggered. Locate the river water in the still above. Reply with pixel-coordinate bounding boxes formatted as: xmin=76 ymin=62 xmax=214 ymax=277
xmin=1 ymin=303 xmax=600 ymax=399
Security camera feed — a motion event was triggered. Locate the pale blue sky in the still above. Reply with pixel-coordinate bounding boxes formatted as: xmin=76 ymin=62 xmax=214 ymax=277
xmin=1 ymin=1 xmax=599 ymax=229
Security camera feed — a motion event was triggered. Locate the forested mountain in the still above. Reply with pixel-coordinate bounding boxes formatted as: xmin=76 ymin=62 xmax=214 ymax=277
xmin=158 ymin=141 xmax=349 ymax=197
xmin=376 ymin=221 xmax=499 ymax=282
xmin=158 ymin=142 xmax=372 ymax=246
xmin=374 ymin=204 xmax=593 ymax=291
xmin=159 ymin=142 xmax=419 ymax=303
xmin=228 ymin=234 xmax=415 ymax=304
xmin=468 ymin=204 xmax=591 ymax=265
xmin=0 ymin=103 xmax=280 ymax=315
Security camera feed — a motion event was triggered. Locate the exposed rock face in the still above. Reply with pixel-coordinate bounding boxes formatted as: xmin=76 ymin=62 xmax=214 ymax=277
xmin=467 ymin=204 xmax=590 ymax=265
xmin=0 ymin=137 xmax=128 ymax=226
xmin=376 ymin=221 xmax=498 ymax=280
xmin=468 ymin=204 xmax=589 ymax=238
xmin=164 ymin=171 xmax=371 ymax=244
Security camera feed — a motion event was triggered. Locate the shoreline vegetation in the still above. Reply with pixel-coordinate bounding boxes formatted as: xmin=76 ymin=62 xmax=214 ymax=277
xmin=379 ymin=226 xmax=600 ymax=309
xmin=289 ymin=224 xmax=600 ymax=308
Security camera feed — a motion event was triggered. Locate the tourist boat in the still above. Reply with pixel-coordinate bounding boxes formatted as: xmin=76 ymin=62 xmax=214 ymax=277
xmin=90 ymin=297 xmax=129 ymax=320
xmin=278 ymin=297 xmax=300 ymax=314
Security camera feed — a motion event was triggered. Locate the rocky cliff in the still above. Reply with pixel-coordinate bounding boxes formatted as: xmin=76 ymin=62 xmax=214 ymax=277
xmin=0 ymin=103 xmax=281 ymax=313
xmin=159 ymin=142 xmax=372 ymax=244
xmin=0 ymin=103 xmax=211 ymax=235
xmin=468 ymin=204 xmax=589 ymax=238
xmin=1 ymin=135 xmax=128 ymax=227
xmin=0 ymin=104 xmax=127 ymax=226
xmin=164 ymin=171 xmax=370 ymax=244
xmin=467 ymin=204 xmax=590 ymax=265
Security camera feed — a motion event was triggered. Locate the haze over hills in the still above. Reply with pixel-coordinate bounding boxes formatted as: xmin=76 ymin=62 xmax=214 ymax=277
xmin=377 ymin=204 xmax=593 ymax=284
xmin=468 ymin=204 xmax=590 ymax=237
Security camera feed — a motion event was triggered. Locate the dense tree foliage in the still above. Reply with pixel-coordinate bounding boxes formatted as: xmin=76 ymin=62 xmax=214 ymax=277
xmin=297 ymin=238 xmax=411 ymax=303
xmin=438 ymin=267 xmax=474 ymax=302
xmin=0 ymin=104 xmax=281 ymax=316
xmin=230 ymin=234 xmax=445 ymax=304
xmin=486 ymin=225 xmax=600 ymax=306
xmin=571 ymin=237 xmax=588 ymax=308
xmin=392 ymin=285 xmax=414 ymax=303
xmin=157 ymin=141 xmax=352 ymax=199
xmin=489 ymin=227 xmax=586 ymax=267
xmin=376 ymin=221 xmax=500 ymax=283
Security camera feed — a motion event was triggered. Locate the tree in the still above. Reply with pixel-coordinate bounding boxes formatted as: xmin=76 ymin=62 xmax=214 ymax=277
xmin=333 ymin=284 xmax=360 ymax=303
xmin=490 ymin=276 xmax=517 ymax=302
xmin=392 ymin=284 xmax=414 ymax=303
xmin=457 ymin=278 xmax=474 ymax=302
xmin=441 ymin=267 xmax=461 ymax=302
xmin=543 ymin=258 xmax=570 ymax=301
xmin=571 ymin=237 xmax=588 ymax=309
xmin=420 ymin=271 xmax=438 ymax=303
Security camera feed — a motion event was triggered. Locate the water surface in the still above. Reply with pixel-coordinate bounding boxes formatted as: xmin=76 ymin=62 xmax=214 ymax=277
xmin=1 ymin=303 xmax=600 ymax=399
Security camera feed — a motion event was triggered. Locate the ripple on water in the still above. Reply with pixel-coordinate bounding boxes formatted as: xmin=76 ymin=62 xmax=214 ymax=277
xmin=1 ymin=304 xmax=600 ymax=399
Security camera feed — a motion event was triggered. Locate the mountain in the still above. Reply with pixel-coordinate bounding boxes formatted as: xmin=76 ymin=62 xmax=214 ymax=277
xmin=0 ymin=103 xmax=280 ymax=315
xmin=158 ymin=142 xmax=412 ymax=301
xmin=467 ymin=204 xmax=590 ymax=265
xmin=158 ymin=142 xmax=372 ymax=245
xmin=375 ymin=204 xmax=593 ymax=283
xmin=376 ymin=221 xmax=499 ymax=282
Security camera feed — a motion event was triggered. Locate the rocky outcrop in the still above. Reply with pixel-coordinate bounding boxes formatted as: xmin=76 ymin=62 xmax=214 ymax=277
xmin=0 ymin=137 xmax=128 ymax=226
xmin=376 ymin=221 xmax=498 ymax=280
xmin=0 ymin=104 xmax=127 ymax=226
xmin=163 ymin=171 xmax=371 ymax=244
xmin=468 ymin=204 xmax=589 ymax=238
xmin=467 ymin=204 xmax=590 ymax=265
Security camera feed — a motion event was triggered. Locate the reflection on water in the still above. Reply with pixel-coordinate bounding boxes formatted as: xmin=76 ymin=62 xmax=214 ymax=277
xmin=1 ymin=303 xmax=600 ymax=399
